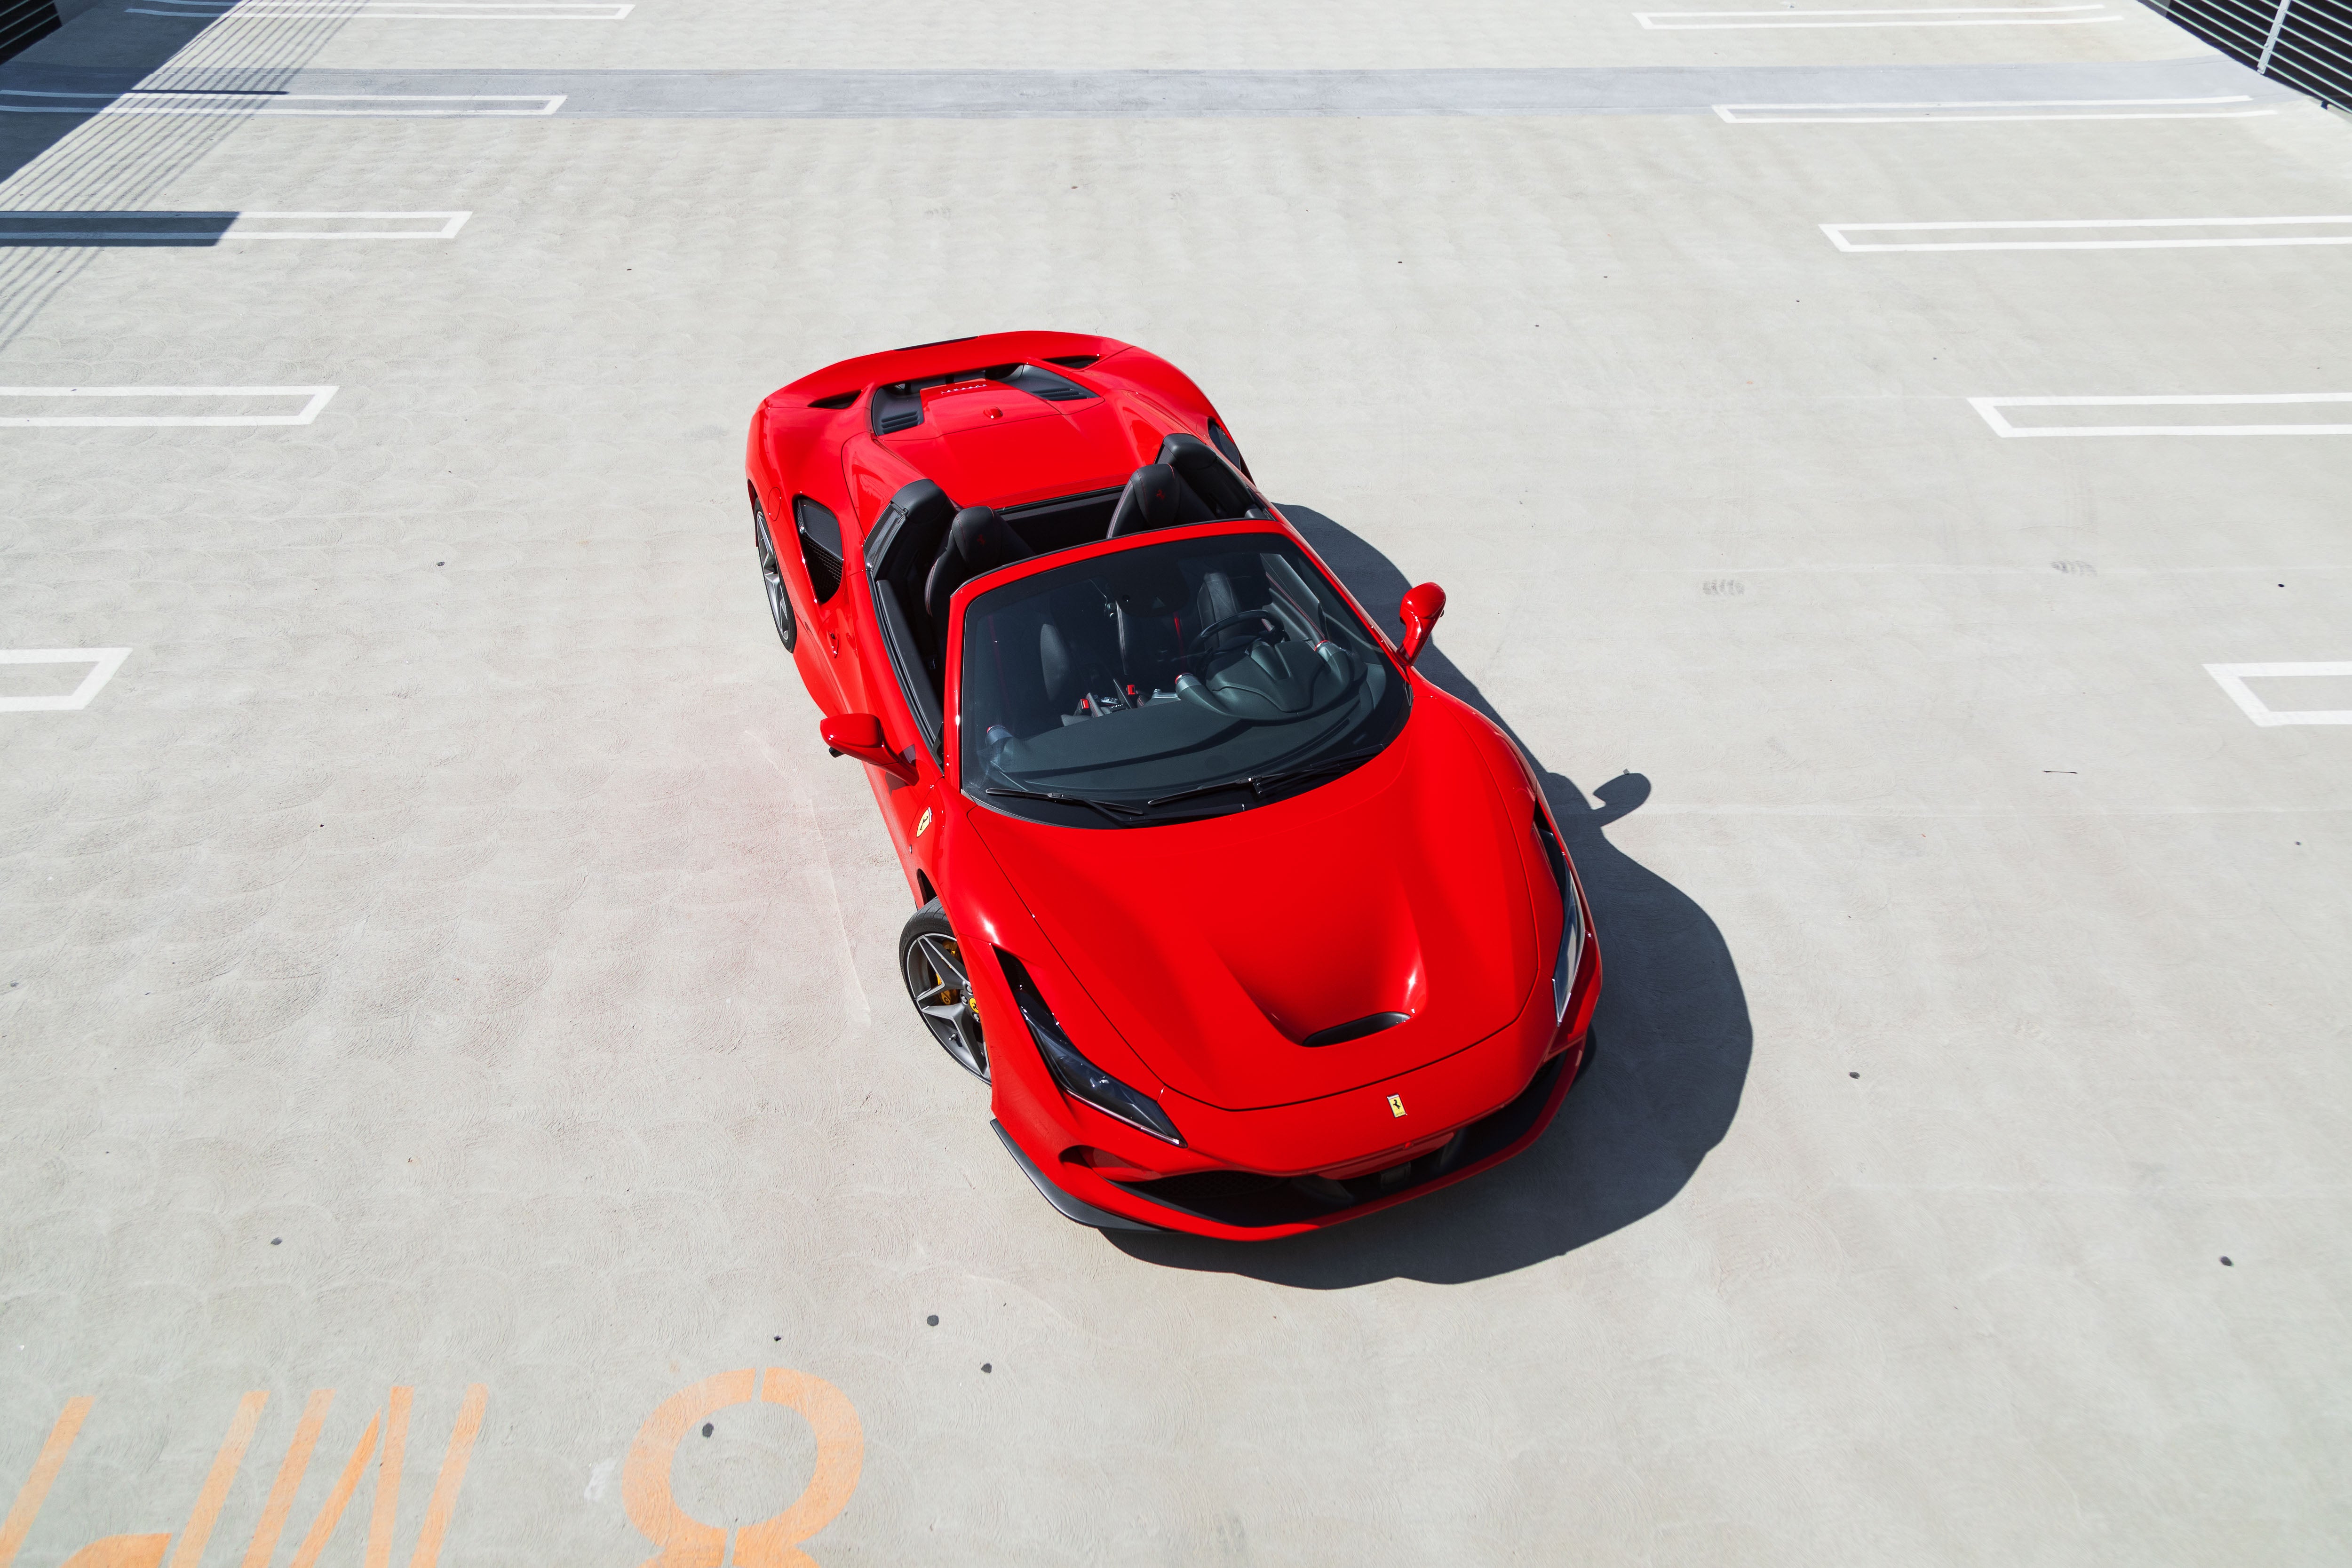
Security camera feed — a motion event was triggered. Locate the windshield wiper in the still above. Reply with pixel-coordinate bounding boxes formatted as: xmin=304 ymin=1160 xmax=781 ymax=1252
xmin=983 ymin=786 xmax=1156 ymax=826
xmin=1143 ymin=747 xmax=1390 ymax=809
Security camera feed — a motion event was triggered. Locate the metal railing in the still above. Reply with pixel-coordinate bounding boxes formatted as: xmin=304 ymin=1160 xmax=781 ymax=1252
xmin=0 ymin=0 xmax=61 ymax=64
xmin=2160 ymin=0 xmax=2352 ymax=111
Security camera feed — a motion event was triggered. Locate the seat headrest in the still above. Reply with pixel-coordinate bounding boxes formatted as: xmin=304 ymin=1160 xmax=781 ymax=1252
xmin=1105 ymin=463 xmax=1184 ymax=538
xmin=950 ymin=505 xmax=1032 ymax=572
xmin=866 ymin=478 xmax=956 ymax=575
xmin=1153 ymin=432 xmax=1259 ymax=519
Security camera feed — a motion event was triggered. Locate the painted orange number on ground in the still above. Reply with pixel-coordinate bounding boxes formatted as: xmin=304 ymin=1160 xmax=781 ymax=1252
xmin=622 ymin=1369 xmax=862 ymax=1568
xmin=2 ymin=1387 xmax=485 ymax=1568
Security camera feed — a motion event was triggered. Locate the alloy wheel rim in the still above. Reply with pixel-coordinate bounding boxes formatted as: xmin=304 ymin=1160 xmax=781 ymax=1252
xmin=755 ymin=524 xmax=793 ymax=646
xmin=763 ymin=565 xmax=792 ymax=644
xmin=906 ymin=932 xmax=987 ymax=1080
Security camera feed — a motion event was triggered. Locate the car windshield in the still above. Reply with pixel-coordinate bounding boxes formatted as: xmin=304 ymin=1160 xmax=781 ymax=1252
xmin=958 ymin=531 xmax=1410 ymax=827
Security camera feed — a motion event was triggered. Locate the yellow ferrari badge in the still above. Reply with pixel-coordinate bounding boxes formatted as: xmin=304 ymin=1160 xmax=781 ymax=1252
xmin=915 ymin=807 xmax=933 ymax=837
xmin=1388 ymin=1093 xmax=1406 ymax=1118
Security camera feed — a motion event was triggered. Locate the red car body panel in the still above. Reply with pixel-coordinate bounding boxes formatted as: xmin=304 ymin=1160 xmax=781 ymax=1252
xmin=962 ymin=698 xmax=1537 ymax=1112
xmin=747 ymin=333 xmax=1598 ymax=1238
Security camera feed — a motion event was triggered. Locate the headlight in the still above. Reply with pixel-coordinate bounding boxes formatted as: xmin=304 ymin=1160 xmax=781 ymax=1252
xmin=1532 ymin=807 xmax=1584 ymax=1022
xmin=994 ymin=949 xmax=1185 ymax=1146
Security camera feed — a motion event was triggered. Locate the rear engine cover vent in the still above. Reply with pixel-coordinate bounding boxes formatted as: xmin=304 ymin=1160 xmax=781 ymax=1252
xmin=871 ymin=382 xmax=925 ymax=434
xmin=870 ymin=362 xmax=1099 ymax=436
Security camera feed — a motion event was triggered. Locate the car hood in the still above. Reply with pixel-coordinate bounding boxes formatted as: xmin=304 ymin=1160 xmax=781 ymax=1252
xmin=966 ymin=700 xmax=1540 ymax=1112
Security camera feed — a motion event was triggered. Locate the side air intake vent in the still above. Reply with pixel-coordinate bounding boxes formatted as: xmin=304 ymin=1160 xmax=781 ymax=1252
xmin=807 ymin=390 xmax=858 ymax=410
xmin=794 ymin=496 xmax=844 ymax=602
xmin=1045 ymin=354 xmax=1101 ymax=370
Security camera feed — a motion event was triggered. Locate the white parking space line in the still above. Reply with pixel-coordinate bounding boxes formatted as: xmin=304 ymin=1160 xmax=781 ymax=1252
xmin=1970 ymin=393 xmax=2352 ymax=437
xmin=1641 ymin=4 xmax=2113 ymax=27
xmin=0 ymin=386 xmax=339 ymax=427
xmin=0 ymin=649 xmax=132 ymax=712
xmin=1822 ymin=215 xmax=2352 ymax=251
xmin=2205 ymin=663 xmax=2352 ymax=727
xmin=226 ymin=211 xmax=471 ymax=238
xmin=126 ymin=0 xmax=632 ymax=16
xmin=0 ymin=212 xmax=471 ymax=241
xmin=1715 ymin=95 xmax=2274 ymax=122
xmin=0 ymin=90 xmax=566 ymax=116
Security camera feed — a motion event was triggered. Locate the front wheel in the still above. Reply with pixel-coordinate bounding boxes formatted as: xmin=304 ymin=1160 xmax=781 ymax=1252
xmin=753 ymin=500 xmax=796 ymax=652
xmin=900 ymin=900 xmax=987 ymax=1081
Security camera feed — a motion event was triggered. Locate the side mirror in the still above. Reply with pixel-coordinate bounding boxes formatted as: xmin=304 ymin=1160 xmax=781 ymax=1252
xmin=820 ymin=713 xmax=918 ymax=784
xmin=1398 ymin=582 xmax=1447 ymax=667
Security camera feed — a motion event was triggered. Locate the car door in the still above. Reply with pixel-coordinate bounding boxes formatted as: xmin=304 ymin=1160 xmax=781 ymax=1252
xmin=753 ymin=481 xmax=838 ymax=712
xmin=786 ymin=491 xmax=868 ymax=715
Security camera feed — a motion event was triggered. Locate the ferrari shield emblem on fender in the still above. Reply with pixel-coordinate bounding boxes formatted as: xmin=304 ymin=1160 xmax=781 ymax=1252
xmin=915 ymin=807 xmax=933 ymax=837
xmin=1388 ymin=1094 xmax=1406 ymax=1118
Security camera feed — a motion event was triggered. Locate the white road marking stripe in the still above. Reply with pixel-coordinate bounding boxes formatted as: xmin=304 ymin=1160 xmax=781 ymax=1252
xmin=0 ymin=211 xmax=471 ymax=240
xmin=1715 ymin=95 xmax=2273 ymax=122
xmin=2205 ymin=663 xmax=2352 ymax=727
xmin=1971 ymin=393 xmax=2352 ymax=437
xmin=0 ymin=89 xmax=565 ymax=116
xmin=0 ymin=385 xmax=338 ymax=427
xmin=0 ymin=649 xmax=132 ymax=712
xmin=1643 ymin=3 xmax=2113 ymax=27
xmin=233 ymin=210 xmax=470 ymax=238
xmin=1823 ymin=215 xmax=2352 ymax=251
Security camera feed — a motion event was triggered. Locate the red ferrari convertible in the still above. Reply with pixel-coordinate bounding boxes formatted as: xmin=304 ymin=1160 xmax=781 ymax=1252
xmin=746 ymin=331 xmax=1599 ymax=1239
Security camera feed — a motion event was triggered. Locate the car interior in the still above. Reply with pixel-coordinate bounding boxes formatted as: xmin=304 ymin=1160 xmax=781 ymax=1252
xmin=861 ymin=432 xmax=1272 ymax=755
xmin=956 ymin=529 xmax=1401 ymax=821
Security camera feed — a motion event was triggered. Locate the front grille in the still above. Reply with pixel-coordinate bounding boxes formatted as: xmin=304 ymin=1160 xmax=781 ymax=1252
xmin=1113 ymin=1054 xmax=1569 ymax=1229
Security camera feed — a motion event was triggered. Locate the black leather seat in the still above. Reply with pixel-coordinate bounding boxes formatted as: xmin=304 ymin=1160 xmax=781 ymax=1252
xmin=1111 ymin=568 xmax=1265 ymax=697
xmin=924 ymin=505 xmax=1034 ymax=661
xmin=864 ymin=479 xmax=959 ymax=746
xmin=1104 ymin=463 xmax=1189 ymax=538
xmin=1192 ymin=570 xmax=1245 ymax=655
xmin=1040 ymin=590 xmax=1118 ymax=716
xmin=1153 ymin=432 xmax=1260 ymax=519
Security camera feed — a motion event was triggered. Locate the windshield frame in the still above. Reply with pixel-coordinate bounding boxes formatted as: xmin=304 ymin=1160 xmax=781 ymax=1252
xmin=942 ymin=516 xmax=1411 ymax=812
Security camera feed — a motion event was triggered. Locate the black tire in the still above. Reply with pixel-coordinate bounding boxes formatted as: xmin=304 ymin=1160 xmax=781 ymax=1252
xmin=899 ymin=899 xmax=987 ymax=1080
xmin=753 ymin=497 xmax=796 ymax=652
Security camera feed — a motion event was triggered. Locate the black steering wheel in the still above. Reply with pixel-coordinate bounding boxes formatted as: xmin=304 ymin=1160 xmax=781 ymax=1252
xmin=1185 ymin=608 xmax=1281 ymax=654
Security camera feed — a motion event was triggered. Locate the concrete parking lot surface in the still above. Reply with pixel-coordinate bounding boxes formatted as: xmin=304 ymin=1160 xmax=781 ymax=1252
xmin=3 ymin=0 xmax=2349 ymax=1563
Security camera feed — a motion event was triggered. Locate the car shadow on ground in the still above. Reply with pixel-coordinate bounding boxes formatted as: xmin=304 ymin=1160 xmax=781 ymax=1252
xmin=1106 ymin=504 xmax=1752 ymax=1286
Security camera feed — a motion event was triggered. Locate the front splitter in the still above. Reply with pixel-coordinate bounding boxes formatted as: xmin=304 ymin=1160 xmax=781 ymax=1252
xmin=991 ymin=1119 xmax=1165 ymax=1232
